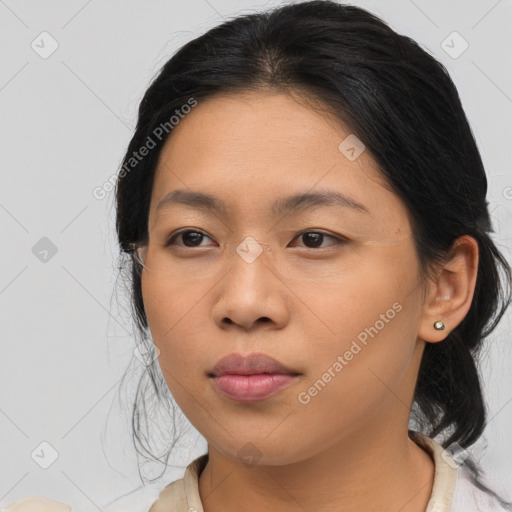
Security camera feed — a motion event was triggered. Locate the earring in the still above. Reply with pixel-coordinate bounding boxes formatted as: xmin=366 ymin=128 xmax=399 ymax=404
xmin=433 ymin=320 xmax=445 ymax=330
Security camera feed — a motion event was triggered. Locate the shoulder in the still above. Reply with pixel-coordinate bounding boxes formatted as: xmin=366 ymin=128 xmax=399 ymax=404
xmin=1 ymin=496 xmax=71 ymax=511
xmin=1 ymin=456 xmax=208 ymax=512
xmin=101 ymin=480 xmax=171 ymax=512
xmin=101 ymin=462 xmax=202 ymax=512
xmin=147 ymin=453 xmax=208 ymax=512
xmin=451 ymin=466 xmax=511 ymax=512
xmin=146 ymin=477 xmax=188 ymax=512
xmin=409 ymin=431 xmax=511 ymax=512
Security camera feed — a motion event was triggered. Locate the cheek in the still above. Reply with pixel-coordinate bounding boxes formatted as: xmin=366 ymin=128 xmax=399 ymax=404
xmin=141 ymin=274 xmax=210 ymax=376
xmin=296 ymin=280 xmax=414 ymax=386
xmin=289 ymin=294 xmax=420 ymax=453
xmin=142 ymin=273 xmax=207 ymax=337
xmin=294 ymin=254 xmax=417 ymax=349
xmin=141 ymin=275 xmax=216 ymax=424
xmin=293 ymin=248 xmax=422 ymax=403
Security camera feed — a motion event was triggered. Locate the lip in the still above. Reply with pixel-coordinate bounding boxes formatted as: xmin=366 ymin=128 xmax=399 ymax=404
xmin=209 ymin=352 xmax=299 ymax=377
xmin=208 ymin=352 xmax=300 ymax=403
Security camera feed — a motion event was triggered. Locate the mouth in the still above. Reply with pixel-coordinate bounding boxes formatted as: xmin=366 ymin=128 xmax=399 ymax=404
xmin=208 ymin=352 xmax=301 ymax=403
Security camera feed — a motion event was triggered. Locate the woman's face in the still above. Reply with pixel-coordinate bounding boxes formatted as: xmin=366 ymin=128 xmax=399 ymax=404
xmin=140 ymin=89 xmax=429 ymax=465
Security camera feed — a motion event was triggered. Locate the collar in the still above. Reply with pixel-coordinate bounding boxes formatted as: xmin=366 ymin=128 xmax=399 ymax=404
xmin=410 ymin=431 xmax=458 ymax=511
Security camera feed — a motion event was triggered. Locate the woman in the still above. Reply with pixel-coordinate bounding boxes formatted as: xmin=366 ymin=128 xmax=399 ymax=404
xmin=5 ymin=1 xmax=510 ymax=511
xmin=116 ymin=1 xmax=512 ymax=511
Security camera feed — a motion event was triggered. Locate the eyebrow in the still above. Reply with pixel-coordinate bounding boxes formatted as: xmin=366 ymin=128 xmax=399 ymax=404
xmin=156 ymin=188 xmax=369 ymax=216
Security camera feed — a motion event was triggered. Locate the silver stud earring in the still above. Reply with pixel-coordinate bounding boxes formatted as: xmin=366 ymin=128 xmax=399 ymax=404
xmin=433 ymin=320 xmax=445 ymax=330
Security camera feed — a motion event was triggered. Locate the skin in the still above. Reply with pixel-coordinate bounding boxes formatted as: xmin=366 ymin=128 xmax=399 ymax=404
xmin=139 ymin=89 xmax=479 ymax=512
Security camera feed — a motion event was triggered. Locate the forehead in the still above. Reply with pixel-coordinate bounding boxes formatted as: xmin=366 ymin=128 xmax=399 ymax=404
xmin=155 ymin=89 xmax=365 ymax=170
xmin=149 ymin=90 xmax=404 ymax=227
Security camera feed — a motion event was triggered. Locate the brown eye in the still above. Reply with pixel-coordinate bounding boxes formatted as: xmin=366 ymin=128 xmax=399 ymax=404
xmin=166 ymin=229 xmax=215 ymax=248
xmin=290 ymin=231 xmax=347 ymax=249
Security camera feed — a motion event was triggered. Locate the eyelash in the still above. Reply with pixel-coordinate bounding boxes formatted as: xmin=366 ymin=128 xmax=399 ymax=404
xmin=165 ymin=229 xmax=348 ymax=250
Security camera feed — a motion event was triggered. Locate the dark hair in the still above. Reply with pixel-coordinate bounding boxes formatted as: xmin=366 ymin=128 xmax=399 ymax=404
xmin=113 ymin=0 xmax=512 ymax=504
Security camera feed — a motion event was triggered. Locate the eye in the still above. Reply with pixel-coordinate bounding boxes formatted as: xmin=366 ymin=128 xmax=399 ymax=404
xmin=165 ymin=229 xmax=215 ymax=248
xmin=289 ymin=230 xmax=348 ymax=249
xmin=165 ymin=229 xmax=347 ymax=250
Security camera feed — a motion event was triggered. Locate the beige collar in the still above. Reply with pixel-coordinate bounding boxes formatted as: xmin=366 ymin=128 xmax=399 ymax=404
xmin=410 ymin=431 xmax=458 ymax=511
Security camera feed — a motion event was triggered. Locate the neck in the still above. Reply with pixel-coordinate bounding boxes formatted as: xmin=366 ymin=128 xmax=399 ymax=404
xmin=198 ymin=421 xmax=435 ymax=512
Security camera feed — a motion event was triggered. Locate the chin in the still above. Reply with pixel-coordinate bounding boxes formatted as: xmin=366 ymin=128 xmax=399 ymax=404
xmin=209 ymin=434 xmax=312 ymax=467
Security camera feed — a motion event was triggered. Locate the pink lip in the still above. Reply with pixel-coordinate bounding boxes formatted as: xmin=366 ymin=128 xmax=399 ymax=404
xmin=209 ymin=353 xmax=300 ymax=403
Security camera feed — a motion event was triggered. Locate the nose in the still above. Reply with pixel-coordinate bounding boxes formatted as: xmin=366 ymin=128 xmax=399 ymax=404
xmin=212 ymin=240 xmax=290 ymax=332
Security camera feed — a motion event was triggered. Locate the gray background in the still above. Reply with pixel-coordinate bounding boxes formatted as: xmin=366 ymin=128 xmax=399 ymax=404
xmin=1 ymin=0 xmax=511 ymax=509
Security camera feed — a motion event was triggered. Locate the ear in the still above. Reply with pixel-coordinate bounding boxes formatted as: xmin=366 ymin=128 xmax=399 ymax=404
xmin=418 ymin=235 xmax=479 ymax=343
